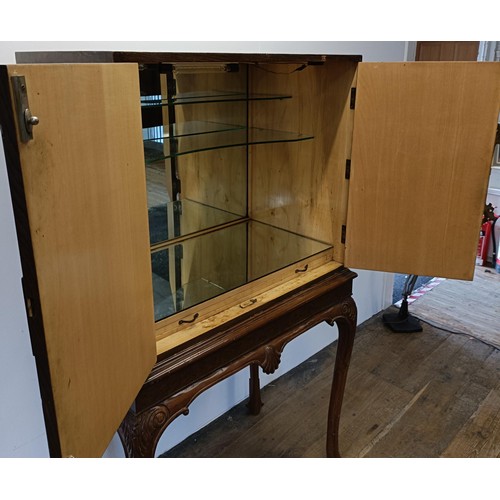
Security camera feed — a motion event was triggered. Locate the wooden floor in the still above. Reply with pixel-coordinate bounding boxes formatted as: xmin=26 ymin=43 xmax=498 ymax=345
xmin=409 ymin=267 xmax=500 ymax=350
xmin=160 ymin=306 xmax=500 ymax=458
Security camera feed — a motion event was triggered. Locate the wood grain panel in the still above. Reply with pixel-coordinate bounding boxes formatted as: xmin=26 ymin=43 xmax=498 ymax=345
xmin=174 ymin=67 xmax=247 ymax=216
xmin=247 ymin=222 xmax=331 ymax=280
xmin=175 ymin=220 xmax=247 ymax=309
xmin=416 ymin=41 xmax=479 ymax=61
xmin=9 ymin=64 xmax=156 ymax=457
xmin=249 ymin=60 xmax=357 ymax=262
xmin=345 ymin=62 xmax=500 ymax=279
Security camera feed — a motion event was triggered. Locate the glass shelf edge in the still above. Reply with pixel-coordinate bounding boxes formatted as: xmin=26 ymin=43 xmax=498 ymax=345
xmin=141 ymin=92 xmax=292 ymax=108
xmin=144 ymin=128 xmax=314 ymax=164
xmin=143 ymin=121 xmax=246 ymax=144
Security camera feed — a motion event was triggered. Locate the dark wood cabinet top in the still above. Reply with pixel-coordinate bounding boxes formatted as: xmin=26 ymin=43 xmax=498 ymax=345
xmin=15 ymin=50 xmax=362 ymax=65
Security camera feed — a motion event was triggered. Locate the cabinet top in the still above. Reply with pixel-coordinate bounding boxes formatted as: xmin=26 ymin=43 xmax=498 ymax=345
xmin=15 ymin=51 xmax=362 ymax=65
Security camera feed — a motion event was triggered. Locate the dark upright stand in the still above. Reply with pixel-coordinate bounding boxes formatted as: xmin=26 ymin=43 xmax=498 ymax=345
xmin=383 ymin=274 xmax=423 ymax=333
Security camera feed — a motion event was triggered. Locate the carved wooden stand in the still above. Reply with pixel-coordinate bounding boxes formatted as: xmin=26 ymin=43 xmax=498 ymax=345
xmin=118 ymin=267 xmax=357 ymax=458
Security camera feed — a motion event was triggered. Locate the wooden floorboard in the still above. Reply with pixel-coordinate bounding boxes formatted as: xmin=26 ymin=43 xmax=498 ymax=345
xmin=409 ymin=268 xmax=500 ymax=349
xmin=160 ymin=306 xmax=500 ymax=458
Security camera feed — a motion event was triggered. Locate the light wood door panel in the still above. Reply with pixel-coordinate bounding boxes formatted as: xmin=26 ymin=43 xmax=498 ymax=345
xmin=345 ymin=62 xmax=500 ymax=279
xmin=416 ymin=41 xmax=479 ymax=61
xmin=249 ymin=60 xmax=357 ymax=262
xmin=8 ymin=64 xmax=156 ymax=457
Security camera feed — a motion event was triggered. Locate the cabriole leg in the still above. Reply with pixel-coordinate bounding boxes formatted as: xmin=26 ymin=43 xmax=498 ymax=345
xmin=247 ymin=363 xmax=264 ymax=415
xmin=326 ymin=298 xmax=357 ymax=458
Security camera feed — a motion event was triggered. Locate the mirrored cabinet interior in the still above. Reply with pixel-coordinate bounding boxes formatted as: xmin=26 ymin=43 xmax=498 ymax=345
xmin=3 ymin=52 xmax=499 ymax=457
xmin=120 ymin=53 xmax=362 ymax=353
xmin=141 ymin=61 xmax=330 ymax=324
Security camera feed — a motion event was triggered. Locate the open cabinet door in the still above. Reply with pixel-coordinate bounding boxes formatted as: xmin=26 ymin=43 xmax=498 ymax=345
xmin=345 ymin=62 xmax=500 ymax=279
xmin=1 ymin=64 xmax=156 ymax=457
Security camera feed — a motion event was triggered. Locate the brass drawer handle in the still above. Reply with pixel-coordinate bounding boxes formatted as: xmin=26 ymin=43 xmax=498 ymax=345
xmin=178 ymin=313 xmax=199 ymax=325
xmin=239 ymin=298 xmax=257 ymax=309
xmin=295 ymin=264 xmax=309 ymax=273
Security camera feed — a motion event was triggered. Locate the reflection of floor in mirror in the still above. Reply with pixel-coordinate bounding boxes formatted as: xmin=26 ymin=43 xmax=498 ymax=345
xmin=152 ymin=272 xmax=228 ymax=322
xmin=146 ymin=161 xmax=170 ymax=209
xmin=152 ymin=273 xmax=175 ymax=321
xmin=148 ymin=204 xmax=170 ymax=245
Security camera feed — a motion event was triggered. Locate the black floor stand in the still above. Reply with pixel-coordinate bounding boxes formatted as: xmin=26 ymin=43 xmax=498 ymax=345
xmin=383 ymin=274 xmax=423 ymax=333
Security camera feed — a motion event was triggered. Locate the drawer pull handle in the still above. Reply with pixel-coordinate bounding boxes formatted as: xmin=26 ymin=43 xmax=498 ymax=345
xmin=240 ymin=298 xmax=257 ymax=309
xmin=295 ymin=264 xmax=309 ymax=273
xmin=179 ymin=313 xmax=199 ymax=325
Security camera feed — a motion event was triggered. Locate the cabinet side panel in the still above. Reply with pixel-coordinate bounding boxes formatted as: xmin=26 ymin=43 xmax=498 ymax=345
xmin=8 ymin=64 xmax=156 ymax=457
xmin=249 ymin=60 xmax=357 ymax=262
xmin=346 ymin=62 xmax=500 ymax=279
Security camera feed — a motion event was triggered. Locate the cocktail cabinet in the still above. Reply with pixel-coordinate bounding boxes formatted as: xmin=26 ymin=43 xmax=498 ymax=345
xmin=2 ymin=51 xmax=499 ymax=457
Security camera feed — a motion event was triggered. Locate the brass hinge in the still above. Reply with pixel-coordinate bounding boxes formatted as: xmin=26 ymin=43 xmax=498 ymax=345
xmin=341 ymin=225 xmax=347 ymax=244
xmin=345 ymin=159 xmax=351 ymax=180
xmin=350 ymin=88 xmax=357 ymax=110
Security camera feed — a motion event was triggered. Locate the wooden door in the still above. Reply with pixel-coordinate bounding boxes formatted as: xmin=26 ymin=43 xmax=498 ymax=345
xmin=3 ymin=64 xmax=156 ymax=457
xmin=416 ymin=41 xmax=479 ymax=61
xmin=345 ymin=62 xmax=500 ymax=279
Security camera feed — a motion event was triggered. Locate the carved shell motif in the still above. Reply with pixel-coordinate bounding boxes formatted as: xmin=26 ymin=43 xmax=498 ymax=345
xmin=260 ymin=345 xmax=282 ymax=374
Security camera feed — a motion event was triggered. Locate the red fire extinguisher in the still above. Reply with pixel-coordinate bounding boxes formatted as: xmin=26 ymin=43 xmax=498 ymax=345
xmin=477 ymin=220 xmax=492 ymax=266
xmin=477 ymin=203 xmax=499 ymax=267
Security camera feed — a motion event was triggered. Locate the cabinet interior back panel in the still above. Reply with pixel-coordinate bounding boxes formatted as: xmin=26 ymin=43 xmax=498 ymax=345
xmin=174 ymin=69 xmax=247 ymax=216
xmin=346 ymin=62 xmax=500 ymax=280
xmin=249 ymin=60 xmax=357 ymax=262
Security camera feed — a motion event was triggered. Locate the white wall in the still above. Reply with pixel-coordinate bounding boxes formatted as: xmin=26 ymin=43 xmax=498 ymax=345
xmin=0 ymin=41 xmax=402 ymax=458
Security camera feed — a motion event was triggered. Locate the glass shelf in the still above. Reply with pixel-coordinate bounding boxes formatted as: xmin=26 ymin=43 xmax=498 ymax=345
xmin=148 ymin=199 xmax=244 ymax=246
xmin=141 ymin=90 xmax=291 ymax=107
xmin=151 ymin=220 xmax=331 ymax=321
xmin=143 ymin=121 xmax=245 ymax=142
xmin=144 ymin=124 xmax=314 ymax=163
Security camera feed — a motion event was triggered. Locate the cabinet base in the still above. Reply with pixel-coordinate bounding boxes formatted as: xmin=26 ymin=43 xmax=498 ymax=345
xmin=118 ymin=267 xmax=358 ymax=458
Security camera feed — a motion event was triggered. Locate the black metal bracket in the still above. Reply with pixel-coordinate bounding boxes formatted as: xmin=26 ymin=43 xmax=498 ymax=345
xmin=350 ymin=88 xmax=357 ymax=110
xmin=341 ymin=225 xmax=347 ymax=244
xmin=345 ymin=159 xmax=351 ymax=180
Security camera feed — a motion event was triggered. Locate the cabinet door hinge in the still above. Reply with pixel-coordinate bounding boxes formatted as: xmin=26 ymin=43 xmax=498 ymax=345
xmin=341 ymin=225 xmax=347 ymax=244
xmin=345 ymin=159 xmax=351 ymax=180
xmin=350 ymin=88 xmax=357 ymax=110
xmin=26 ymin=297 xmax=34 ymax=318
xmin=21 ymin=277 xmax=34 ymax=319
